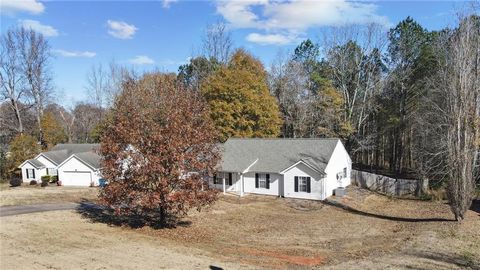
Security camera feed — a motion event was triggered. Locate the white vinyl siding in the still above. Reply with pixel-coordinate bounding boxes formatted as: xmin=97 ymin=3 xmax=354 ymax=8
xmin=243 ymin=172 xmax=280 ymax=196
xmin=57 ymin=156 xmax=100 ymax=186
xmin=283 ymin=163 xmax=324 ymax=200
xmin=324 ymin=140 xmax=352 ymax=196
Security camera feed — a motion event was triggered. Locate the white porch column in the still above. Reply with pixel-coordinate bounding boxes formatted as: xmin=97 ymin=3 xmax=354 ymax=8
xmin=240 ymin=173 xmax=244 ymax=197
xmin=237 ymin=173 xmax=241 ymax=196
xmin=222 ymin=174 xmax=226 ymax=194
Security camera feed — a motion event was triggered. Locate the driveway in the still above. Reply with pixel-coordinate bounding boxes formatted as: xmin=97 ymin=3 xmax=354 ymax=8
xmin=0 ymin=202 xmax=99 ymax=217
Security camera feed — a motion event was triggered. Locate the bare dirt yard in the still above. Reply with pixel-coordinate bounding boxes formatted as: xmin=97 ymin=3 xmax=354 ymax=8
xmin=0 ymin=183 xmax=99 ymax=206
xmin=1 ymin=186 xmax=479 ymax=269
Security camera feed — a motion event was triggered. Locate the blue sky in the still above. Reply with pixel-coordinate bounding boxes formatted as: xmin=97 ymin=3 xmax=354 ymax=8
xmin=0 ymin=0 xmax=469 ymax=106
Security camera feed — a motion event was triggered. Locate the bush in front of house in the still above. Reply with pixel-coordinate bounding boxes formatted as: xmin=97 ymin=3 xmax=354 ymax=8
xmin=41 ymin=175 xmax=50 ymax=187
xmin=50 ymin=175 xmax=58 ymax=183
xmin=9 ymin=177 xmax=22 ymax=187
xmin=30 ymin=180 xmax=38 ymax=185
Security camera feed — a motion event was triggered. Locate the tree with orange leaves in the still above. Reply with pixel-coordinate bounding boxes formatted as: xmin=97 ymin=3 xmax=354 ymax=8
xmin=99 ymin=73 xmax=220 ymax=226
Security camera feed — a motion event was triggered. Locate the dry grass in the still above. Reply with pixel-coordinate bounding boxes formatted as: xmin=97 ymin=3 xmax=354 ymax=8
xmin=1 ymin=186 xmax=479 ymax=269
xmin=0 ymin=184 xmax=99 ymax=206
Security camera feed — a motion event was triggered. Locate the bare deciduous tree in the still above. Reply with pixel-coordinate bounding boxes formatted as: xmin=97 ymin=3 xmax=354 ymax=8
xmin=419 ymin=13 xmax=479 ymax=221
xmin=442 ymin=14 xmax=479 ymax=221
xmin=0 ymin=29 xmax=27 ymax=134
xmin=72 ymin=103 xmax=104 ymax=143
xmin=269 ymin=51 xmax=309 ymax=138
xmin=17 ymin=27 xmax=53 ymax=144
xmin=202 ymin=22 xmax=233 ymax=64
xmin=85 ymin=60 xmax=131 ymax=108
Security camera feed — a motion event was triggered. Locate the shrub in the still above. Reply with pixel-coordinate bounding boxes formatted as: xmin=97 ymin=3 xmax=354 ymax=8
xmin=50 ymin=175 xmax=58 ymax=183
xmin=30 ymin=180 xmax=38 ymax=185
xmin=9 ymin=177 xmax=22 ymax=187
xmin=41 ymin=176 xmax=49 ymax=187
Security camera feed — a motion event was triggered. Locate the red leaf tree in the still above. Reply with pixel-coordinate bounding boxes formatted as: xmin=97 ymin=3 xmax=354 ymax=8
xmin=99 ymin=73 xmax=219 ymax=226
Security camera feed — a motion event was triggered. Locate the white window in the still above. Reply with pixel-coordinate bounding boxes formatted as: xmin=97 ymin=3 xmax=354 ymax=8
xmin=213 ymin=172 xmax=224 ymax=185
xmin=258 ymin=174 xmax=267 ymax=188
xmin=26 ymin=169 xmax=35 ymax=179
xmin=47 ymin=168 xmax=57 ymax=175
xmin=298 ymin=176 xmax=309 ymax=192
xmin=255 ymin=173 xmax=270 ymax=189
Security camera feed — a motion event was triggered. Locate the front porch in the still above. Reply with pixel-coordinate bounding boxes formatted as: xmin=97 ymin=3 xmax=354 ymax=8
xmin=211 ymin=171 xmax=245 ymax=196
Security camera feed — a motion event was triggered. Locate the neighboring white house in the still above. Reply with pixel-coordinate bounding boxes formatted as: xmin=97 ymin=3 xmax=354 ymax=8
xmin=212 ymin=138 xmax=352 ymax=200
xmin=19 ymin=144 xmax=101 ymax=187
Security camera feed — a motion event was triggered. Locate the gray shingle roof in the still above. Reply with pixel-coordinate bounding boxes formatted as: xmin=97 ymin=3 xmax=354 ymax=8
xmin=26 ymin=159 xmax=46 ymax=169
xmin=43 ymin=144 xmax=100 ymax=169
xmin=42 ymin=149 xmax=69 ymax=165
xmin=218 ymin=138 xmax=339 ymax=174
xmin=75 ymin=151 xmax=101 ymax=169
xmin=50 ymin=144 xmax=99 ymax=154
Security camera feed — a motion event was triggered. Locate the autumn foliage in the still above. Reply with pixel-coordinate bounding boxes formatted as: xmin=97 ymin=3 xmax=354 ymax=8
xmin=99 ymin=73 xmax=220 ymax=226
xmin=40 ymin=112 xmax=68 ymax=149
xmin=7 ymin=134 xmax=40 ymax=174
xmin=201 ymin=49 xmax=282 ymax=141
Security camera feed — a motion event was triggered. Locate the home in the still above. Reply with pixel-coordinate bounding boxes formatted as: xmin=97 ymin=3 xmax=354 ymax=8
xmin=19 ymin=144 xmax=101 ymax=186
xmin=212 ymin=138 xmax=351 ymax=200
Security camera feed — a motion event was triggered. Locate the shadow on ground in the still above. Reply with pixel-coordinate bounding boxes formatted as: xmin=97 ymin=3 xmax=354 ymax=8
xmin=470 ymin=199 xmax=480 ymax=216
xmin=409 ymin=251 xmax=480 ymax=270
xmin=323 ymin=200 xmax=454 ymax=222
xmin=75 ymin=201 xmax=191 ymax=229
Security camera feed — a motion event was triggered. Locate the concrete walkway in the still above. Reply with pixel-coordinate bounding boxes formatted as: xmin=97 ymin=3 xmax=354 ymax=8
xmin=0 ymin=202 xmax=99 ymax=217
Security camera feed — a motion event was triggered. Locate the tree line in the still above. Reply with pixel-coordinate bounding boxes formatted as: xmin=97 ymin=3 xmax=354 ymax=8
xmin=1 ymin=12 xmax=478 ymax=220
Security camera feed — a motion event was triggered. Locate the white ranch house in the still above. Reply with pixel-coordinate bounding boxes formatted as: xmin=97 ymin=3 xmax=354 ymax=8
xmin=18 ymin=138 xmax=351 ymax=200
xmin=212 ymin=138 xmax=352 ymax=200
xmin=19 ymin=144 xmax=101 ymax=186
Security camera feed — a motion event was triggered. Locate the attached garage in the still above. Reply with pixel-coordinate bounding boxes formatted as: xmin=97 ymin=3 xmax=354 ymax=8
xmin=61 ymin=171 xmax=92 ymax=186
xmin=57 ymin=153 xmax=101 ymax=187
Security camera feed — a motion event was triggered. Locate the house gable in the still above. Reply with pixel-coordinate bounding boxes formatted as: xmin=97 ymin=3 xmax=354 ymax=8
xmin=19 ymin=159 xmax=45 ymax=169
xmin=282 ymin=162 xmax=325 ymax=200
xmin=324 ymin=140 xmax=352 ymax=196
xmin=35 ymin=154 xmax=57 ymax=168
xmin=58 ymin=155 xmax=96 ymax=172
xmin=279 ymin=160 xmax=326 ymax=176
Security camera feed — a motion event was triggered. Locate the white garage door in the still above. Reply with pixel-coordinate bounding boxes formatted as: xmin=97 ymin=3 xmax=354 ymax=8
xmin=61 ymin=171 xmax=92 ymax=186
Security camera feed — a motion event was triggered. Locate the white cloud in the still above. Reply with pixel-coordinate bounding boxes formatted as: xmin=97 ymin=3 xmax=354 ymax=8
xmin=107 ymin=20 xmax=138 ymax=39
xmin=216 ymin=0 xmax=391 ymax=45
xmin=1 ymin=0 xmax=44 ymax=15
xmin=54 ymin=49 xmax=96 ymax=58
xmin=162 ymin=0 xmax=178 ymax=8
xmin=19 ymin=20 xmax=58 ymax=37
xmin=246 ymin=33 xmax=293 ymax=45
xmin=129 ymin=55 xmax=155 ymax=65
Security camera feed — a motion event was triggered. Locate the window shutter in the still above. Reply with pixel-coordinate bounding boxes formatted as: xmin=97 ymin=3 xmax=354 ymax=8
xmin=255 ymin=173 xmax=259 ymax=188
xmin=33 ymin=169 xmax=35 ymax=179
xmin=266 ymin=174 xmax=270 ymax=189
xmin=26 ymin=169 xmax=29 ymax=179
xmin=307 ymin=177 xmax=311 ymax=193
xmin=213 ymin=174 xmax=217 ymax=184
xmin=228 ymin=173 xmax=232 ymax=186
xmin=294 ymin=176 xmax=298 ymax=192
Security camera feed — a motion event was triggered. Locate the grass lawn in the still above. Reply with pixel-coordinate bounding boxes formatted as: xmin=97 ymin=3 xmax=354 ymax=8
xmin=1 ymin=186 xmax=479 ymax=269
xmin=0 ymin=183 xmax=99 ymax=206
